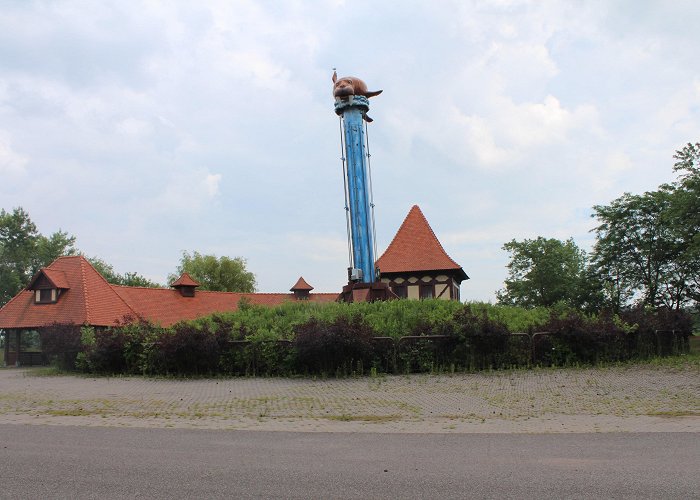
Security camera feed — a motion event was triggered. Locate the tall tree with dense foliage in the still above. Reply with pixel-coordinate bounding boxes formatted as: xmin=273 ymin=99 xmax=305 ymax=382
xmin=0 ymin=207 xmax=77 ymax=305
xmin=591 ymin=190 xmax=678 ymax=309
xmin=591 ymin=142 xmax=700 ymax=310
xmin=497 ymin=237 xmax=600 ymax=310
xmin=169 ymin=251 xmax=256 ymax=293
xmin=670 ymin=142 xmax=700 ymax=305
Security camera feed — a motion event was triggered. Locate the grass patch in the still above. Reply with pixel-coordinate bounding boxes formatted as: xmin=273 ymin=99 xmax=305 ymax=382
xmin=324 ymin=414 xmax=402 ymax=423
xmin=23 ymin=366 xmax=67 ymax=377
xmin=647 ymin=410 xmax=699 ymax=418
xmin=637 ymin=352 xmax=700 ymax=369
xmin=689 ymin=335 xmax=700 ymax=355
xmin=45 ymin=408 xmax=106 ymax=417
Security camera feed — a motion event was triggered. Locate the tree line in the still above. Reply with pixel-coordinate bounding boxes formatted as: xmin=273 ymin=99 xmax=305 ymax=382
xmin=0 ymin=208 xmax=255 ymax=307
xmin=498 ymin=142 xmax=700 ymax=313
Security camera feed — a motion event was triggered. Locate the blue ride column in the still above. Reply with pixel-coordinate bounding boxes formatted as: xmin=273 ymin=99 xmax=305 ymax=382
xmin=335 ymin=95 xmax=376 ymax=284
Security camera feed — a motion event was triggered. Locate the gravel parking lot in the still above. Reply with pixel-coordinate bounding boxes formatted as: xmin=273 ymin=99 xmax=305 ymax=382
xmin=0 ymin=363 xmax=697 ymax=433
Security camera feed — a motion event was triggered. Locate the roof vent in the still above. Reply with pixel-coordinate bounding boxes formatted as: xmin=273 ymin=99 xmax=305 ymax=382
xmin=290 ymin=276 xmax=313 ymax=300
xmin=171 ymin=273 xmax=200 ymax=297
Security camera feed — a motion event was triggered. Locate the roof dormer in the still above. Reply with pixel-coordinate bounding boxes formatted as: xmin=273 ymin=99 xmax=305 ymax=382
xmin=290 ymin=277 xmax=313 ymax=300
xmin=27 ymin=268 xmax=70 ymax=304
xmin=171 ymin=273 xmax=200 ymax=297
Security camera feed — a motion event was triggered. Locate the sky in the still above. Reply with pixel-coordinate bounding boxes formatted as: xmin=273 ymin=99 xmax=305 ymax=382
xmin=1 ymin=1 xmax=699 ymax=301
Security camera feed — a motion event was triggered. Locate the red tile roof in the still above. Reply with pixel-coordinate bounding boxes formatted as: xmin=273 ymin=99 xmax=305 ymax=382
xmin=33 ymin=268 xmax=71 ymax=289
xmin=375 ymin=205 xmax=467 ymax=280
xmin=0 ymin=256 xmax=338 ymax=329
xmin=290 ymin=277 xmax=313 ymax=291
xmin=170 ymin=273 xmax=200 ymax=287
xmin=0 ymin=256 xmax=136 ymax=329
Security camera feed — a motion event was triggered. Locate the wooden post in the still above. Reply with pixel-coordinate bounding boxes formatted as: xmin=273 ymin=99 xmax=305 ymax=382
xmin=15 ymin=329 xmax=21 ymax=367
xmin=2 ymin=329 xmax=9 ymax=367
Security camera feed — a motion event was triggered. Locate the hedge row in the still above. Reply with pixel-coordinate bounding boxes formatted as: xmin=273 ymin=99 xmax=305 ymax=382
xmin=39 ymin=302 xmax=693 ymax=376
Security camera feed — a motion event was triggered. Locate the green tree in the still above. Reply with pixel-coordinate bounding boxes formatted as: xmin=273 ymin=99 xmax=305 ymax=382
xmin=591 ymin=143 xmax=700 ymax=310
xmin=669 ymin=142 xmax=700 ymax=305
xmin=497 ymin=237 xmax=600 ymax=310
xmin=169 ymin=251 xmax=256 ymax=293
xmin=0 ymin=207 xmax=77 ymax=305
xmin=86 ymin=256 xmax=161 ymax=288
xmin=591 ymin=190 xmax=679 ymax=309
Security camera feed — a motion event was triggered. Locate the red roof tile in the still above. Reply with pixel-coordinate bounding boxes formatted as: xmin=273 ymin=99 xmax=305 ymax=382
xmin=31 ymin=268 xmax=71 ymax=289
xmin=375 ymin=205 xmax=467 ymax=280
xmin=290 ymin=277 xmax=313 ymax=291
xmin=170 ymin=273 xmax=200 ymax=287
xmin=0 ymin=256 xmax=339 ymax=329
xmin=113 ymin=288 xmax=337 ymax=326
xmin=0 ymin=256 xmax=137 ymax=329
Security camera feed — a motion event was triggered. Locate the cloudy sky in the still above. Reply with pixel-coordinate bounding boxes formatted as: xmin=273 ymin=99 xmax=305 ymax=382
xmin=1 ymin=1 xmax=699 ymax=301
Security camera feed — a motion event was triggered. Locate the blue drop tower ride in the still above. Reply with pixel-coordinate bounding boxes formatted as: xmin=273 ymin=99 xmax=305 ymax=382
xmin=333 ymin=73 xmax=394 ymax=302
xmin=336 ymin=95 xmax=376 ymax=284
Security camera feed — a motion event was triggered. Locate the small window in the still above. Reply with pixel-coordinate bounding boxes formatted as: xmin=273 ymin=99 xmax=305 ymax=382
xmin=35 ymin=288 xmax=57 ymax=304
xmin=420 ymin=285 xmax=434 ymax=300
xmin=393 ymin=285 xmax=407 ymax=299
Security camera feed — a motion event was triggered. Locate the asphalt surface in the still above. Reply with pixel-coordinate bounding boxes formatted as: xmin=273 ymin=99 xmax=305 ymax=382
xmin=1 ymin=424 xmax=698 ymax=499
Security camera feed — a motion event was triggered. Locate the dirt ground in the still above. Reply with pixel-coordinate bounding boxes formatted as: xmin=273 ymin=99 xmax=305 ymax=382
xmin=0 ymin=363 xmax=698 ymax=433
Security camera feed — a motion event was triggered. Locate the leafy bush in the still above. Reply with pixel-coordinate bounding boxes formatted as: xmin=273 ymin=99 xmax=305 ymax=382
xmin=619 ymin=307 xmax=692 ymax=357
xmin=144 ymin=323 xmax=223 ymax=376
xmin=465 ymin=302 xmax=550 ymax=333
xmin=38 ymin=301 xmax=694 ymax=376
xmin=449 ymin=305 xmax=511 ymax=370
xmin=86 ymin=328 xmax=130 ymax=374
xmin=294 ymin=315 xmax=376 ymax=376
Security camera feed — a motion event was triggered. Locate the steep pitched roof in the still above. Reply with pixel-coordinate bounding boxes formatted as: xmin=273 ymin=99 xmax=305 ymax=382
xmin=290 ymin=277 xmax=313 ymax=291
xmin=0 ymin=256 xmax=138 ymax=329
xmin=375 ymin=205 xmax=468 ymax=280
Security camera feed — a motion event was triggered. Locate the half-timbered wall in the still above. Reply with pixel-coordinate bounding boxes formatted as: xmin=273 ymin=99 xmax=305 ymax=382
xmin=381 ymin=273 xmax=460 ymax=301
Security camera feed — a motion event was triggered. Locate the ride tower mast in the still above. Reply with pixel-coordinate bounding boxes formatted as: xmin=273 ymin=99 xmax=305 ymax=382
xmin=332 ymin=71 xmax=395 ymax=302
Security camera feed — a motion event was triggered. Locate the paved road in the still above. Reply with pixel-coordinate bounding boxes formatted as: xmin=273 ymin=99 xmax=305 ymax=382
xmin=1 ymin=424 xmax=697 ymax=499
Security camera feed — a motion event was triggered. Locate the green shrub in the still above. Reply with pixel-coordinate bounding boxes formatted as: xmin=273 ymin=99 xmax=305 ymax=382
xmin=449 ymin=305 xmax=511 ymax=370
xmin=294 ymin=315 xmax=375 ymax=376
xmin=142 ymin=323 xmax=223 ymax=376
xmin=84 ymin=328 xmax=119 ymax=373
xmin=39 ymin=300 xmax=694 ymax=376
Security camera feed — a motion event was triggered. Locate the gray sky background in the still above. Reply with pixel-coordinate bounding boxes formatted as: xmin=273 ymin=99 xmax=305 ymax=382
xmin=1 ymin=1 xmax=699 ymax=301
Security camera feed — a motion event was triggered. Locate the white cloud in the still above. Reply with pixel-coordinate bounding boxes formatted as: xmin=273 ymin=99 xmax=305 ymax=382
xmin=116 ymin=117 xmax=152 ymax=137
xmin=0 ymin=0 xmax=698 ymax=302
xmin=420 ymin=94 xmax=600 ymax=169
xmin=286 ymin=233 xmax=348 ymax=264
xmin=0 ymin=134 xmax=28 ymax=176
xmin=152 ymin=169 xmax=223 ymax=213
xmin=202 ymin=173 xmax=222 ymax=197
xmin=454 ymin=112 xmax=510 ymax=166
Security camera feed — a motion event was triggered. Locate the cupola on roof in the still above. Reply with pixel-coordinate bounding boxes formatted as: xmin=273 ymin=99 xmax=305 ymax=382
xmin=170 ymin=273 xmax=200 ymax=288
xmin=290 ymin=276 xmax=314 ymax=291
